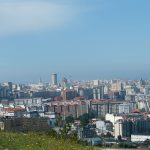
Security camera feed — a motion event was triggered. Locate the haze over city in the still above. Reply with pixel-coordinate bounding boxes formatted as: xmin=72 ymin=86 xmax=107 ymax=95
xmin=1 ymin=1 xmax=150 ymax=149
xmin=0 ymin=0 xmax=150 ymax=82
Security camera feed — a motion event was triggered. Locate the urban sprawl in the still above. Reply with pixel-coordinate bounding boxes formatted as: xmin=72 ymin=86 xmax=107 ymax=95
xmin=1 ymin=73 xmax=150 ymax=148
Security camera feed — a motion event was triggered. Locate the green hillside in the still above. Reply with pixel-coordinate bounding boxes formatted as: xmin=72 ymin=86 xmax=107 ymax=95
xmin=0 ymin=132 xmax=95 ymax=150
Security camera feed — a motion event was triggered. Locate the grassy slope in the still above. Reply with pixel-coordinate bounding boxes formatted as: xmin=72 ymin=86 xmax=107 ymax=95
xmin=0 ymin=132 xmax=96 ymax=150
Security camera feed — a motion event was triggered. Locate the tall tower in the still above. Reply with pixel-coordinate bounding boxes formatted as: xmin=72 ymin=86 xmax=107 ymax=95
xmin=51 ymin=73 xmax=57 ymax=86
xmin=93 ymin=85 xmax=104 ymax=99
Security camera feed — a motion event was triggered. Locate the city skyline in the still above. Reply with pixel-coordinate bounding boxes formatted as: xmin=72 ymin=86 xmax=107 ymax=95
xmin=0 ymin=0 xmax=150 ymax=82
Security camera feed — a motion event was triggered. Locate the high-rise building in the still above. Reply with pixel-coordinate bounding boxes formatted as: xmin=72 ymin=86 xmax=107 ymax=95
xmin=118 ymin=103 xmax=136 ymax=114
xmin=62 ymin=89 xmax=77 ymax=100
xmin=91 ymin=100 xmax=127 ymax=117
xmin=111 ymin=81 xmax=123 ymax=92
xmin=51 ymin=73 xmax=57 ymax=86
xmin=93 ymin=86 xmax=104 ymax=99
xmin=115 ymin=117 xmax=150 ymax=139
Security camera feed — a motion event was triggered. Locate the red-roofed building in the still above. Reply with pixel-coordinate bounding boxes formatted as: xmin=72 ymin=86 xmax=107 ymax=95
xmin=47 ymin=100 xmax=89 ymax=118
xmin=2 ymin=107 xmax=26 ymax=118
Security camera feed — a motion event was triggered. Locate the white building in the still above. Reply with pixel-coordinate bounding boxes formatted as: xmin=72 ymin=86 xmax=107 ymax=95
xmin=96 ymin=121 xmax=106 ymax=131
xmin=104 ymin=86 xmax=109 ymax=95
xmin=51 ymin=73 xmax=57 ymax=86
xmin=119 ymin=104 xmax=130 ymax=114
xmin=114 ymin=120 xmax=123 ymax=139
xmin=14 ymin=98 xmax=42 ymax=106
xmin=131 ymin=135 xmax=150 ymax=142
xmin=125 ymin=85 xmax=135 ymax=95
xmin=106 ymin=113 xmax=123 ymax=125
xmin=93 ymin=80 xmax=99 ymax=86
xmin=118 ymin=103 xmax=135 ymax=114
xmin=144 ymin=86 xmax=150 ymax=95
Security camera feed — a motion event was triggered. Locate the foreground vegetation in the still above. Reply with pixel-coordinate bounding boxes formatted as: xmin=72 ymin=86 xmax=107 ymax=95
xmin=0 ymin=131 xmax=96 ymax=150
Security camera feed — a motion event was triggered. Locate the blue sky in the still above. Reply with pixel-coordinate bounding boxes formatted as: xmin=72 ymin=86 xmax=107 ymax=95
xmin=0 ymin=0 xmax=150 ymax=83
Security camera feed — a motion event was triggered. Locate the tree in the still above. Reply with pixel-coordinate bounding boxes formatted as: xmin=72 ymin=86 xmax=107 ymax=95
xmin=59 ymin=124 xmax=71 ymax=137
xmin=118 ymin=135 xmax=122 ymax=141
xmin=88 ymin=110 xmax=96 ymax=119
xmin=100 ymin=116 xmax=105 ymax=121
xmin=65 ymin=115 xmax=74 ymax=124
xmin=56 ymin=113 xmax=63 ymax=127
xmin=79 ymin=113 xmax=89 ymax=127
xmin=106 ymin=132 xmax=113 ymax=139
xmin=144 ymin=139 xmax=150 ymax=146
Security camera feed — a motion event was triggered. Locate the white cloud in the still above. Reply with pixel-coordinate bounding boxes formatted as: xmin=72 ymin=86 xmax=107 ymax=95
xmin=0 ymin=1 xmax=78 ymax=36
